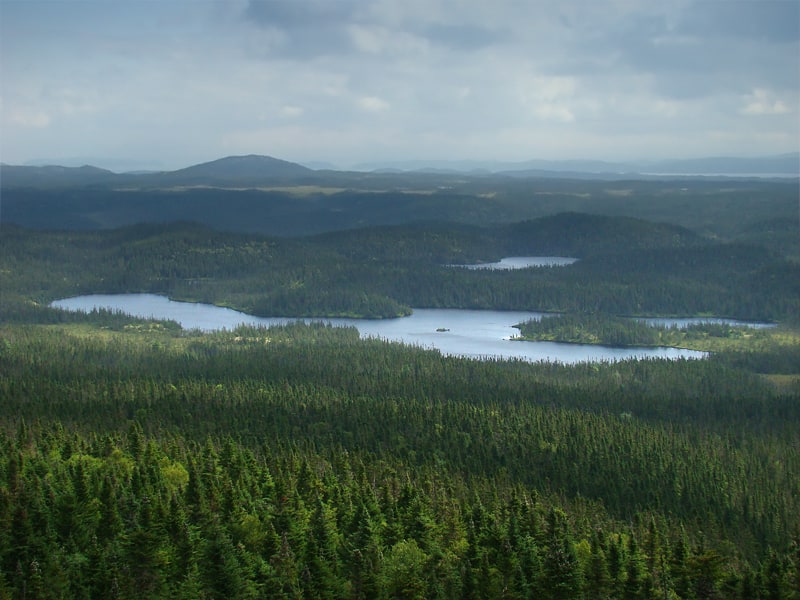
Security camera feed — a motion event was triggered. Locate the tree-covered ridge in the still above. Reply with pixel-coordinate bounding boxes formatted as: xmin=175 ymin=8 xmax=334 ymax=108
xmin=2 ymin=206 xmax=799 ymax=598
xmin=2 ymin=170 xmax=798 ymax=259
xmin=7 ymin=423 xmax=796 ymax=600
xmin=2 ymin=214 xmax=797 ymax=323
xmin=1 ymin=320 xmax=799 ymax=598
xmin=515 ymin=313 xmax=800 ymax=352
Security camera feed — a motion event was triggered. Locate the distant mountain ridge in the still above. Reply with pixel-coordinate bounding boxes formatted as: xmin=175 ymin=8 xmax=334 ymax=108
xmin=158 ymin=154 xmax=313 ymax=184
xmin=0 ymin=155 xmax=315 ymax=188
xmin=355 ymin=153 xmax=800 ymax=176
xmin=0 ymin=164 xmax=119 ymax=187
xmin=2 ymin=152 xmax=797 ymax=189
xmin=638 ymin=153 xmax=800 ymax=175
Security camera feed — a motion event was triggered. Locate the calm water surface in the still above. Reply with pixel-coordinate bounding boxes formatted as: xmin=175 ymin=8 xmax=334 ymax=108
xmin=449 ymin=256 xmax=578 ymax=269
xmin=51 ymin=294 xmax=714 ymax=364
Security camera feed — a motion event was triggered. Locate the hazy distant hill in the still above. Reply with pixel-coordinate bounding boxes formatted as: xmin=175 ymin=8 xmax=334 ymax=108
xmin=354 ymin=153 xmax=800 ymax=177
xmin=2 ymin=153 xmax=797 ymax=253
xmin=0 ymin=155 xmax=315 ymax=189
xmin=2 ymin=153 xmax=797 ymax=191
xmin=353 ymin=158 xmax=631 ymax=174
xmin=150 ymin=154 xmax=313 ymax=186
xmin=0 ymin=164 xmax=120 ymax=188
xmin=640 ymin=153 xmax=800 ymax=175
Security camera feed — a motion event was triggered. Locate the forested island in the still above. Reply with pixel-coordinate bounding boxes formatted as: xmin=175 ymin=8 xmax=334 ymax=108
xmin=514 ymin=313 xmax=789 ymax=350
xmin=1 ymin=161 xmax=799 ymax=598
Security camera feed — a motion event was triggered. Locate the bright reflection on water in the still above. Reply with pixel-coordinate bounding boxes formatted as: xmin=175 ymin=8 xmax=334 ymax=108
xmin=448 ymin=256 xmax=578 ymax=269
xmin=51 ymin=294 xmax=717 ymax=364
xmin=637 ymin=317 xmax=775 ymax=329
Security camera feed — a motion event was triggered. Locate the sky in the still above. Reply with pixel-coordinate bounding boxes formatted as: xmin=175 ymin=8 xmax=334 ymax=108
xmin=1 ymin=0 xmax=798 ymax=171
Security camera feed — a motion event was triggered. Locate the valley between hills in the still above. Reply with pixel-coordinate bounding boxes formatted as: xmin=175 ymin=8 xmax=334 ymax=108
xmin=1 ymin=155 xmax=798 ymax=598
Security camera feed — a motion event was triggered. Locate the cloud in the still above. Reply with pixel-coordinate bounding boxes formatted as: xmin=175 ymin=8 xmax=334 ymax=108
xmin=10 ymin=109 xmax=51 ymax=128
xmin=741 ymin=89 xmax=791 ymax=115
xmin=358 ymin=96 xmax=390 ymax=112
xmin=245 ymin=0 xmax=361 ymax=29
xmin=677 ymin=0 xmax=800 ymax=42
xmin=532 ymin=104 xmax=575 ymax=123
xmin=520 ymin=76 xmax=578 ymax=122
xmin=347 ymin=24 xmax=430 ymax=56
xmin=569 ymin=0 xmax=799 ymax=100
xmin=1 ymin=0 xmax=798 ymax=167
xmin=243 ymin=0 xmax=507 ymax=58
xmin=418 ymin=23 xmax=506 ymax=51
xmin=243 ymin=0 xmax=363 ymax=57
xmin=280 ymin=105 xmax=304 ymax=118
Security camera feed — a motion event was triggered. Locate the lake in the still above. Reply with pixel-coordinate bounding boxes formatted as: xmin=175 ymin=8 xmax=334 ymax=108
xmin=637 ymin=317 xmax=775 ymax=329
xmin=448 ymin=256 xmax=578 ymax=269
xmin=51 ymin=293 xmax=714 ymax=364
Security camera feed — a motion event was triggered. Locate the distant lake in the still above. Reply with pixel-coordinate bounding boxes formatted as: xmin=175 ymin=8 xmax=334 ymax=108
xmin=448 ymin=256 xmax=578 ymax=270
xmin=51 ymin=294 xmax=712 ymax=364
xmin=643 ymin=172 xmax=799 ymax=179
xmin=637 ymin=317 xmax=775 ymax=329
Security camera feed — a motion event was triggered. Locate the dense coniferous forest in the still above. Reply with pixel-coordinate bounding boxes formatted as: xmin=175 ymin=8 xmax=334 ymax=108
xmin=1 ymin=166 xmax=799 ymax=598
xmin=1 ymin=213 xmax=798 ymax=323
xmin=1 ymin=320 xmax=799 ymax=598
xmin=2 ymin=162 xmax=798 ymax=256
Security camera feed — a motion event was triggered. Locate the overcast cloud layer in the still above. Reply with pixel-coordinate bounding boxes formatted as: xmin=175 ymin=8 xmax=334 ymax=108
xmin=1 ymin=0 xmax=798 ymax=170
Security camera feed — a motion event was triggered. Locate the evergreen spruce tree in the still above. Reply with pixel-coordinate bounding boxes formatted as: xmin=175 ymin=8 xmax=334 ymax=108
xmin=586 ymin=529 xmax=612 ymax=599
xmin=671 ymin=529 xmax=692 ymax=600
xmin=542 ymin=508 xmax=583 ymax=600
xmin=623 ymin=535 xmax=644 ymax=600
xmin=345 ymin=502 xmax=381 ymax=600
xmin=302 ymin=498 xmax=346 ymax=600
xmin=607 ymin=534 xmax=625 ymax=598
xmin=201 ymin=525 xmax=244 ymax=600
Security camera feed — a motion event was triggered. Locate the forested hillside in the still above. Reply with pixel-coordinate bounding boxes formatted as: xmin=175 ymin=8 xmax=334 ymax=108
xmin=2 ymin=167 xmax=797 ymax=258
xmin=2 ymin=215 xmax=797 ymax=323
xmin=2 ymin=185 xmax=798 ymax=598
xmin=1 ymin=319 xmax=798 ymax=598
